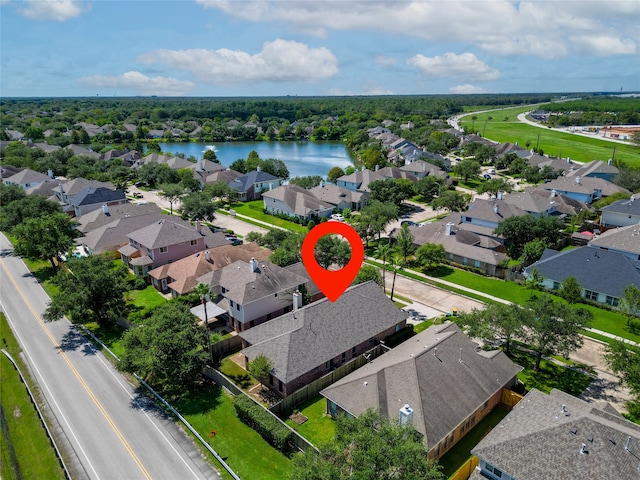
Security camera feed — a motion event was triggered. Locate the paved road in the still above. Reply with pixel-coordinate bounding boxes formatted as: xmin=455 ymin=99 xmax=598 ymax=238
xmin=0 ymin=233 xmax=220 ymax=480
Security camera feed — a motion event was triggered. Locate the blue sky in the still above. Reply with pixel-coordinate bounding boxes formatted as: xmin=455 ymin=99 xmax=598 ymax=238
xmin=1 ymin=0 xmax=639 ymax=97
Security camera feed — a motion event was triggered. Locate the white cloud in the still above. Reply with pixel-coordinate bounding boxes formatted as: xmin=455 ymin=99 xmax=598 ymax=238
xmin=570 ymin=35 xmax=637 ymax=56
xmin=197 ymin=1 xmax=639 ymax=58
xmin=137 ymin=39 xmax=338 ymax=84
xmin=449 ymin=84 xmax=489 ymax=94
xmin=18 ymin=0 xmax=88 ymax=21
xmin=78 ymin=71 xmax=195 ymax=96
xmin=327 ymin=83 xmax=396 ymax=96
xmin=407 ymin=52 xmax=499 ymax=81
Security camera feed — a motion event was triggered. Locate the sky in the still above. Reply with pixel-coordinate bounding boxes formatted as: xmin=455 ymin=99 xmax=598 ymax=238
xmin=1 ymin=0 xmax=639 ymax=97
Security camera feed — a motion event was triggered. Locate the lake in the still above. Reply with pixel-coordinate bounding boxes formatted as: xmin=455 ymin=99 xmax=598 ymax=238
xmin=158 ymin=141 xmax=355 ymax=179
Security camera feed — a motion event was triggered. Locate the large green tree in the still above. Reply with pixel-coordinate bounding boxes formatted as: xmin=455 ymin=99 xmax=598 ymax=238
xmin=431 ymin=190 xmax=468 ymax=212
xmin=619 ymin=284 xmax=640 ymax=326
xmin=353 ymin=265 xmax=383 ymax=287
xmin=0 ymin=194 xmax=62 ymax=232
xmin=289 ymin=409 xmax=443 ymax=480
xmin=415 ymin=243 xmax=446 ymax=271
xmin=119 ymin=302 xmax=208 ymax=394
xmin=454 ymin=159 xmax=481 ymax=181
xmin=415 ymin=176 xmax=445 ymax=203
xmin=180 ymin=191 xmax=216 ymax=222
xmin=369 ymin=178 xmax=415 ymax=205
xmin=44 ymin=254 xmax=129 ymax=327
xmin=158 ymin=183 xmax=186 ymax=215
xmin=315 ymin=235 xmax=351 ymax=269
xmin=353 ymin=200 xmax=398 ymax=243
xmin=476 ymin=178 xmax=513 ymax=196
xmin=494 ymin=214 xmax=564 ymax=258
xmin=455 ymin=303 xmax=525 ymax=356
xmin=395 ymin=224 xmax=416 ymax=264
xmin=326 ymin=166 xmax=345 ymax=184
xmin=524 ymin=295 xmax=592 ymax=371
xmin=13 ymin=213 xmax=78 ymax=269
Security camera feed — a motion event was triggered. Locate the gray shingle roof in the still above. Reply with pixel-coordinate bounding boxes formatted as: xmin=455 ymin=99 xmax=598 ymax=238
xmin=76 ymin=202 xmax=162 ymax=233
xmin=308 ymin=184 xmax=367 ymax=207
xmin=472 ymin=388 xmax=640 ymax=480
xmin=601 ymin=197 xmax=640 ymax=217
xmin=80 ymin=212 xmax=166 ymax=253
xmin=70 ymin=187 xmax=125 ymax=207
xmin=526 ymin=246 xmax=640 ymax=298
xmin=127 ymin=218 xmax=202 ymax=249
xmin=5 ymin=168 xmax=51 ymax=185
xmin=321 ymin=322 xmax=521 ymax=449
xmin=589 ymin=224 xmax=640 ymax=256
xmin=464 ymin=198 xmax=527 ymax=224
xmin=240 ymin=281 xmax=408 ymax=384
xmin=262 ymin=184 xmax=334 ymax=217
xmin=228 ymin=170 xmax=280 ymax=192
xmin=203 ymin=259 xmax=308 ymax=304
xmin=564 ymin=160 xmax=619 ymax=178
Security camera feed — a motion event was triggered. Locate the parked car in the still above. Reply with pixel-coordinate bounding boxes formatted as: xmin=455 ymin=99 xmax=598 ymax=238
xmin=487 ymin=168 xmax=496 ymax=174
xmin=401 ymin=220 xmax=418 ymax=227
xmin=330 ymin=214 xmax=345 ymax=222
xmin=483 ymin=174 xmax=492 ymax=180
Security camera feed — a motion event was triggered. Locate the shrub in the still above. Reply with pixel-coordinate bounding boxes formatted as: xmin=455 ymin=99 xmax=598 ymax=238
xmin=129 ymin=276 xmax=148 ymax=290
xmin=233 ymin=394 xmax=294 ymax=453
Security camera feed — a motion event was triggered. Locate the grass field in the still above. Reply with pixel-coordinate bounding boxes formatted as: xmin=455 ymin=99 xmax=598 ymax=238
xmin=284 ymin=395 xmax=336 ymax=447
xmin=174 ymin=382 xmax=291 ymax=480
xmin=231 ymin=201 xmax=309 ymax=233
xmin=0 ymin=313 xmax=66 ymax=480
xmin=460 ymin=105 xmax=640 ymax=166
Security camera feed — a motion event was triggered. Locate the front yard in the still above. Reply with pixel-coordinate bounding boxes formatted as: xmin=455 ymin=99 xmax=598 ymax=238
xmin=230 ymin=200 xmax=309 ymax=232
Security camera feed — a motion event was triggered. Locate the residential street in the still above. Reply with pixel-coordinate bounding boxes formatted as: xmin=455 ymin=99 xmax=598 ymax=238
xmin=0 ymin=233 xmax=221 ymax=480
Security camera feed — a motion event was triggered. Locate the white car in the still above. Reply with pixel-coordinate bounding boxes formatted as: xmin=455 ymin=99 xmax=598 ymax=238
xmin=330 ymin=214 xmax=345 ymax=222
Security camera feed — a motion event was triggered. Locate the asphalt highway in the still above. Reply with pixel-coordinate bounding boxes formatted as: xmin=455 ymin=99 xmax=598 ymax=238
xmin=0 ymin=233 xmax=220 ymax=480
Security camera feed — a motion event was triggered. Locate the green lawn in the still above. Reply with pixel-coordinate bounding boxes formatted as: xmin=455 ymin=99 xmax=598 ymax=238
xmin=284 ymin=395 xmax=336 ymax=447
xmin=0 ymin=314 xmax=66 ymax=480
xmin=511 ymin=349 xmax=593 ymax=396
xmin=174 ymin=382 xmax=291 ymax=480
xmin=438 ymin=406 xmax=509 ymax=478
xmin=460 ymin=105 xmax=640 ymax=166
xmin=231 ymin=201 xmax=309 ymax=233
xmin=218 ymin=356 xmax=259 ymax=391
xmin=125 ymin=285 xmax=167 ymax=310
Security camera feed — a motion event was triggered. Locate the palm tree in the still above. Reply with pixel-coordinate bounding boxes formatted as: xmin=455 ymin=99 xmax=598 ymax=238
xmin=388 ymin=253 xmax=403 ymax=302
xmin=374 ymin=241 xmax=393 ymax=293
xmin=193 ymin=282 xmax=212 ymax=362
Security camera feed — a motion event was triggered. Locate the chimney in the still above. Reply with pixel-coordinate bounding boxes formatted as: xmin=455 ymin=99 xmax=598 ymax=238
xmin=550 ymin=189 xmax=557 ymax=197
xmin=445 ymin=222 xmax=454 ymax=236
xmin=293 ymin=290 xmax=302 ymax=310
xmin=195 ymin=220 xmax=201 ymax=234
xmin=205 ymin=250 xmax=211 ymax=263
xmin=197 ymin=158 xmax=204 ymax=171
xmin=399 ymin=404 xmax=414 ymax=427
xmin=497 ymin=191 xmax=503 ymax=200
xmin=256 ymin=165 xmax=261 ymax=172
xmin=493 ymin=204 xmax=499 ymax=215
xmin=47 ymin=169 xmax=54 ymax=178
xmin=575 ymin=176 xmax=581 ymax=184
xmin=375 ymin=164 xmax=380 ymax=172
xmin=102 ymin=204 xmax=109 ymax=214
xmin=567 ymin=157 xmax=571 ymax=163
xmin=608 ymin=158 xmax=612 ymax=165
xmin=249 ymin=257 xmax=259 ymax=273
xmin=320 ymin=180 xmax=324 ymax=188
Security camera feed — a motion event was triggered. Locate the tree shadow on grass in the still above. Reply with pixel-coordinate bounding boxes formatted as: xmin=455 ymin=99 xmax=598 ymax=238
xmin=425 ymin=265 xmax=454 ymax=277
xmin=224 ymin=372 xmax=254 ymax=390
xmin=171 ymin=381 xmax=224 ymax=415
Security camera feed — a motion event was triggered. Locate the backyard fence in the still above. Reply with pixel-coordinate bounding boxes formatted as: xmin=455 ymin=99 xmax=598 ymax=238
xmin=269 ymin=344 xmax=385 ymax=416
xmin=210 ymin=335 xmax=242 ymax=359
xmin=501 ymin=388 xmax=524 ymax=409
xmin=449 ymin=456 xmax=479 ymax=480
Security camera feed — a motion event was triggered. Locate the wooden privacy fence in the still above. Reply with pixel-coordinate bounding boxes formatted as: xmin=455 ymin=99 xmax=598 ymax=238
xmin=210 ymin=335 xmax=242 ymax=359
xmin=449 ymin=456 xmax=479 ymax=480
xmin=501 ymin=388 xmax=524 ymax=409
xmin=269 ymin=344 xmax=385 ymax=416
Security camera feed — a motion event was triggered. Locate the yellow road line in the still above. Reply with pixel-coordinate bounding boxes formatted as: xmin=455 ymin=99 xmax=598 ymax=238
xmin=1 ymin=260 xmax=153 ymax=480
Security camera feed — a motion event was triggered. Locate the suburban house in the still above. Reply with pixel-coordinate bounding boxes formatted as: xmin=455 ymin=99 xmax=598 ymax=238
xmin=54 ymin=178 xmax=115 ymax=206
xmin=563 ymin=159 xmax=619 ymax=182
xmin=523 ymin=188 xmax=591 ymax=217
xmin=79 ymin=211 xmax=166 ymax=255
xmin=239 ymin=281 xmax=408 ymax=397
xmin=188 ymin=159 xmax=227 ymax=188
xmin=600 ymin=196 xmax=640 ymax=228
xmin=262 ymin=184 xmax=334 ymax=222
xmin=400 ymin=159 xmax=448 ymax=179
xmin=118 ymin=218 xmax=208 ymax=276
xmin=495 ymin=142 xmax=528 ymax=158
xmin=321 ymin=322 xmax=522 ymax=459
xmin=197 ymin=258 xmax=308 ymax=332
xmin=503 ymin=190 xmax=561 ymax=217
xmin=228 ymin=169 xmax=282 ymax=201
xmin=25 ymin=179 xmax=64 ymax=198
xmin=524 ymin=247 xmax=640 ymax=307
xmin=205 ymin=169 xmax=242 ymax=186
xmin=308 ymin=183 xmax=369 ymax=211
xmin=68 ymin=186 xmax=127 ymax=217
xmin=460 ymin=198 xmax=527 ymax=236
xmin=336 ymin=166 xmax=417 ymax=193
xmin=589 ymin=224 xmax=640 ymax=261
xmin=3 ymin=168 xmax=52 ymax=189
xmin=75 ymin=202 xmax=162 ymax=234
xmin=543 ymin=176 xmax=629 ymax=204
xmin=402 ymin=217 xmax=508 ymax=277
xmin=471 ymin=388 xmax=640 ymax=480
xmin=282 ymin=262 xmax=324 ymax=303
xmin=148 ymin=242 xmax=271 ymax=297
xmin=526 ymin=154 xmax=573 ymax=175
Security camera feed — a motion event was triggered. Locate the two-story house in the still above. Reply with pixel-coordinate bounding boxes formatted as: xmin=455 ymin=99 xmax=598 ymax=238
xmin=600 ymin=196 xmax=640 ymax=228
xmin=262 ymin=184 xmax=334 ymax=222
xmin=309 ymin=183 xmax=369 ymax=211
xmin=118 ymin=218 xmax=206 ymax=276
xmin=3 ymin=168 xmax=52 ymax=190
xmin=228 ymin=169 xmax=282 ymax=201
xmin=197 ymin=258 xmax=308 ymax=332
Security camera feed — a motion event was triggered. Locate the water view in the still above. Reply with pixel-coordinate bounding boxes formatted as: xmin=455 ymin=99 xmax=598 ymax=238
xmin=158 ymin=141 xmax=355 ymax=179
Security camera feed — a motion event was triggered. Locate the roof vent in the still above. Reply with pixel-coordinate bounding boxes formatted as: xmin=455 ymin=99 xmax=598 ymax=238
xmin=561 ymin=404 xmax=569 ymax=416
xmin=580 ymin=443 xmax=588 ymax=455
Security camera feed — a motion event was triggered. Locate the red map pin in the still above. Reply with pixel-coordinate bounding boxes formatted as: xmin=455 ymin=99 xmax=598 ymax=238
xmin=301 ymin=221 xmax=365 ymax=302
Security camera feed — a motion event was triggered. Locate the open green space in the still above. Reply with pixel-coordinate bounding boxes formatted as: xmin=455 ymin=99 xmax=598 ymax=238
xmin=231 ymin=201 xmax=309 ymax=233
xmin=438 ymin=406 xmax=509 ymax=478
xmin=125 ymin=285 xmax=167 ymax=310
xmin=218 ymin=356 xmax=259 ymax=391
xmin=284 ymin=395 xmax=336 ymax=447
xmin=174 ymin=382 xmax=291 ymax=480
xmin=459 ymin=105 xmax=639 ymax=166
xmin=0 ymin=313 xmax=66 ymax=480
